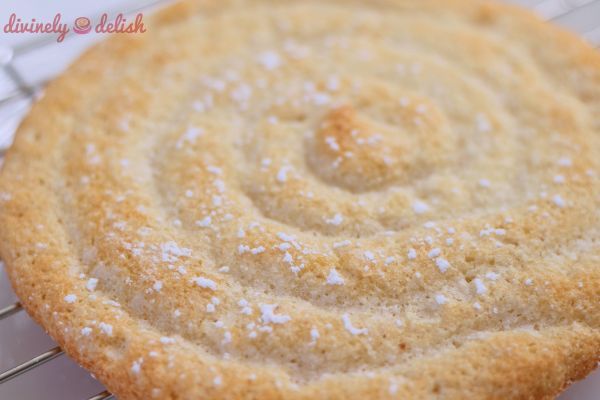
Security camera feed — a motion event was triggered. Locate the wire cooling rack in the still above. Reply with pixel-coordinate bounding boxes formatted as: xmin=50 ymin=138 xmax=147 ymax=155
xmin=0 ymin=1 xmax=599 ymax=399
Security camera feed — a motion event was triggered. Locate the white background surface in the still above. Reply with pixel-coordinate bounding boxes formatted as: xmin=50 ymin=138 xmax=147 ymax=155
xmin=0 ymin=1 xmax=599 ymax=399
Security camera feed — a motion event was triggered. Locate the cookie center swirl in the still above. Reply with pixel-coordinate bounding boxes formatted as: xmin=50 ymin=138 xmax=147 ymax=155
xmin=308 ymin=92 xmax=453 ymax=192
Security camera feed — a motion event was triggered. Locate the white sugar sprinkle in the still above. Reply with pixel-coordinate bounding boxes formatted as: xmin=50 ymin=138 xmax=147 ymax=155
xmin=277 ymin=166 xmax=292 ymax=183
xmin=325 ymin=136 xmax=340 ymax=151
xmin=64 ymin=294 xmax=77 ymax=303
xmin=86 ymin=278 xmax=98 ymax=291
xmin=104 ymin=300 xmax=120 ymax=308
xmin=193 ymin=101 xmax=205 ymax=112
xmin=241 ymin=306 xmax=252 ymax=315
xmin=251 ymin=246 xmax=265 ymax=255
xmin=333 ymin=240 xmax=351 ymax=248
xmin=427 ymin=248 xmax=441 ymax=258
xmin=222 ymin=331 xmax=232 ymax=344
xmin=412 ymin=201 xmax=429 ymax=214
xmin=160 ymin=241 xmax=191 ymax=262
xmin=311 ymin=92 xmax=331 ymax=105
xmin=325 ymin=213 xmax=344 ymax=225
xmin=277 ymin=232 xmax=296 ymax=242
xmin=153 ymin=281 xmax=163 ymax=292
xmin=131 ymin=359 xmax=142 ymax=374
xmin=196 ymin=216 xmax=212 ymax=228
xmin=476 ymin=113 xmax=491 ymax=132
xmin=342 ymin=313 xmax=368 ymax=335
xmin=473 ymin=278 xmax=487 ymax=295
xmin=191 ymin=277 xmax=217 ymax=290
xmin=480 ymin=227 xmax=506 ymax=237
xmin=99 ymin=322 xmax=113 ymax=336
xmin=326 ymin=268 xmax=345 ymax=285
xmin=81 ymin=327 xmax=92 ymax=336
xmin=214 ymin=179 xmax=225 ymax=193
xmin=557 ymin=157 xmax=572 ymax=167
xmin=260 ymin=304 xmax=291 ymax=324
xmin=258 ymin=51 xmax=281 ymax=70
xmin=160 ymin=336 xmax=176 ymax=344
xmin=231 ymin=83 xmax=252 ymax=103
xmin=435 ymin=258 xmax=450 ymax=273
xmin=364 ymin=251 xmax=375 ymax=261
xmin=206 ymin=165 xmax=222 ymax=175
xmin=407 ymin=248 xmax=417 ymax=260
xmin=176 ymin=126 xmax=203 ymax=149
xmin=485 ymin=272 xmax=500 ymax=281
xmin=435 ymin=294 xmax=448 ymax=305
xmin=552 ymin=195 xmax=565 ymax=208
xmin=327 ymin=76 xmax=340 ymax=91
xmin=310 ymin=327 xmax=320 ymax=341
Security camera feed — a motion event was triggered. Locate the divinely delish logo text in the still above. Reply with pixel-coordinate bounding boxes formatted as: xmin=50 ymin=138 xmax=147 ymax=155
xmin=3 ymin=13 xmax=147 ymax=42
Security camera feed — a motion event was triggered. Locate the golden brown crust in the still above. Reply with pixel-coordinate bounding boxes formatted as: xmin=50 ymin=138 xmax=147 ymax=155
xmin=0 ymin=1 xmax=599 ymax=399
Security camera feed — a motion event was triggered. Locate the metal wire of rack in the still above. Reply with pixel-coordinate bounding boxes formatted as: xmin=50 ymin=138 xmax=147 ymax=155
xmin=0 ymin=1 xmax=598 ymax=399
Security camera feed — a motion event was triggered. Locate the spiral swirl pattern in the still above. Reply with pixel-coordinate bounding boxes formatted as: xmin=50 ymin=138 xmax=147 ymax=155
xmin=1 ymin=1 xmax=599 ymax=399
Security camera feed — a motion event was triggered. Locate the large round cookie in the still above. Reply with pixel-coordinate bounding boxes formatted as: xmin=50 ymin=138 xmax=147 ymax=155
xmin=0 ymin=0 xmax=599 ymax=399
